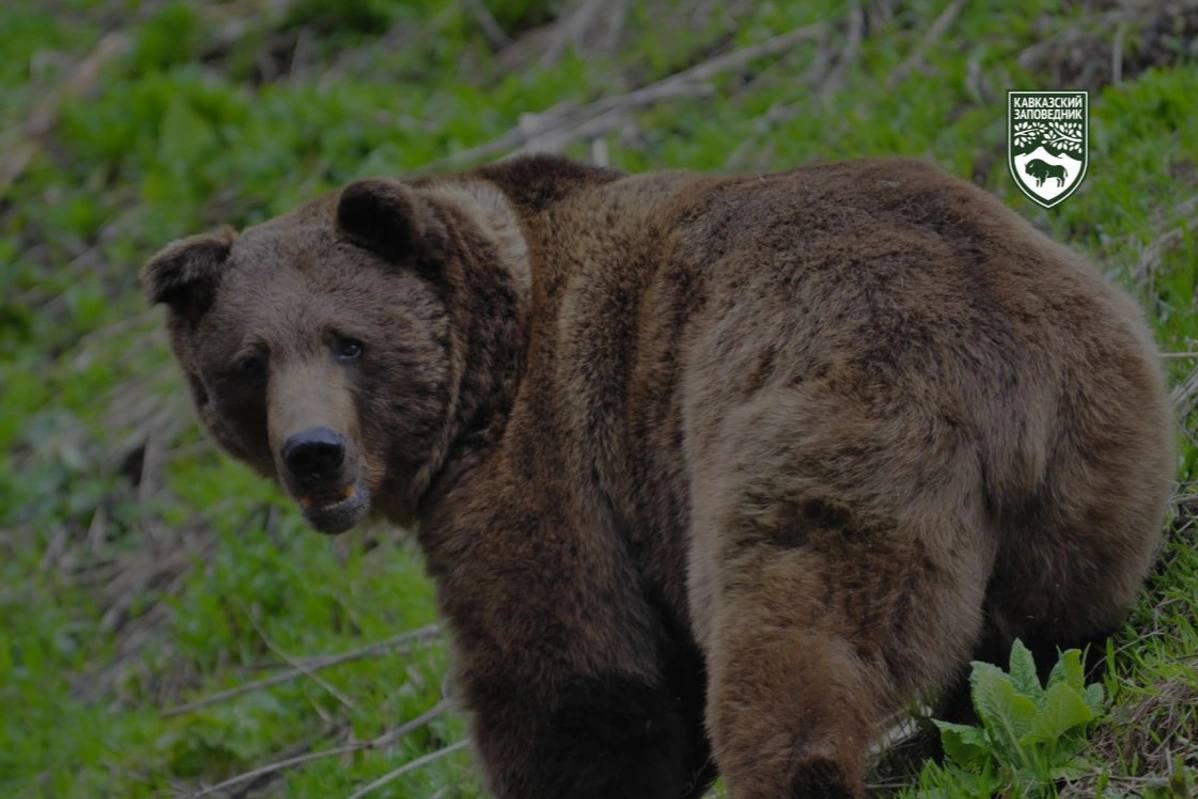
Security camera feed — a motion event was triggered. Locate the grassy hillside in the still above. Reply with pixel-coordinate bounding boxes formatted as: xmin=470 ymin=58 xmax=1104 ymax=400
xmin=1 ymin=1 xmax=1195 ymax=796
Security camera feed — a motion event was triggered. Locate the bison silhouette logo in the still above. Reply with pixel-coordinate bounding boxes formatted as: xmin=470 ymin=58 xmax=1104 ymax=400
xmin=1025 ymin=158 xmax=1067 ymax=187
xmin=1008 ymin=91 xmax=1088 ymax=208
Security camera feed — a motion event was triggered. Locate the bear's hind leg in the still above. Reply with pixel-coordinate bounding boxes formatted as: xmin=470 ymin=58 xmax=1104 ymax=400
xmin=701 ymin=505 xmax=990 ymax=798
xmin=684 ymin=381 xmax=1000 ymax=797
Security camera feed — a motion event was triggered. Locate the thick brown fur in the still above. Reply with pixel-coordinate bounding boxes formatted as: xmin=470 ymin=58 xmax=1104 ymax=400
xmin=144 ymin=155 xmax=1173 ymax=798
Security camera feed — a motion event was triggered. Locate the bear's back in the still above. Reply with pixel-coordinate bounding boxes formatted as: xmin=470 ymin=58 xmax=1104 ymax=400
xmin=517 ymin=158 xmax=1168 ymax=572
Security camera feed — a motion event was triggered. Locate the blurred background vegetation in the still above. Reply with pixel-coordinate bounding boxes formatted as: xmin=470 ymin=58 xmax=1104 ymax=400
xmin=1 ymin=0 xmax=1196 ymax=796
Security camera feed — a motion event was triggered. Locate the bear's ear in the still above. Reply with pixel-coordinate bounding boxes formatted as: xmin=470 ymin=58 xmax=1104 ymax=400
xmin=142 ymin=227 xmax=236 ymax=319
xmin=336 ymin=179 xmax=444 ymax=267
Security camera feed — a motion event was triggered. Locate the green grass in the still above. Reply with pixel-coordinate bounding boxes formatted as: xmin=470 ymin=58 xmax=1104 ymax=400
xmin=1 ymin=1 xmax=1195 ymax=796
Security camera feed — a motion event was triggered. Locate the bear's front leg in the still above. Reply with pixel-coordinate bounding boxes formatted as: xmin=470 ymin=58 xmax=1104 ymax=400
xmin=465 ymin=669 xmax=715 ymax=799
xmin=423 ymin=489 xmax=715 ymax=799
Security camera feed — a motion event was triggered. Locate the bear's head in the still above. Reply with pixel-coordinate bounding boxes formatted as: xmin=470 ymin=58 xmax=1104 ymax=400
xmin=143 ymin=180 xmax=481 ymax=533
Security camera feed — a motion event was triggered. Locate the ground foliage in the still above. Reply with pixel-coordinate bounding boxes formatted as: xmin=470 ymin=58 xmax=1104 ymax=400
xmin=1 ymin=0 xmax=1196 ymax=796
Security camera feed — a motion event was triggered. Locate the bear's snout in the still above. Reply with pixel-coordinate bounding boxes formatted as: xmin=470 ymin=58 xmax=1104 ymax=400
xmin=276 ymin=424 xmax=370 ymax=535
xmin=282 ymin=426 xmax=346 ymax=484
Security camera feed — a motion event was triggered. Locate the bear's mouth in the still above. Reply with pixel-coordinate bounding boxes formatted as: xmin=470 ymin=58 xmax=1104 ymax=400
xmin=297 ymin=481 xmax=371 ymax=534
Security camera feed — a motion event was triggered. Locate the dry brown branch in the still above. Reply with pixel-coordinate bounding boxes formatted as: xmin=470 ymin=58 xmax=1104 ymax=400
xmin=540 ymin=0 xmax=606 ymax=67
xmin=425 ymin=20 xmax=825 ymax=170
xmin=163 ymin=623 xmax=441 ymax=716
xmin=0 ymin=31 xmax=130 ymax=192
xmin=1136 ymin=219 xmax=1198 ymax=281
xmin=514 ymin=83 xmax=712 ymax=156
xmin=99 ymin=534 xmax=211 ymax=631
xmin=822 ymin=1 xmax=864 ymax=93
xmin=137 ymin=429 xmax=171 ymax=545
xmin=200 ymin=0 xmax=298 ymax=59
xmin=675 ymin=21 xmax=823 ymax=84
xmin=345 ymin=739 xmax=471 ymax=799
xmin=722 ymin=20 xmax=844 ymax=170
xmin=596 ymin=0 xmax=627 ymax=55
xmin=885 ymin=0 xmax=965 ymax=89
xmin=241 ymin=604 xmax=358 ymax=713
xmin=38 ymin=524 xmax=72 ymax=572
xmin=462 ymin=0 xmax=510 ymax=49
xmin=186 ymin=699 xmax=451 ymax=798
xmin=965 ymin=46 xmax=989 ymax=102
xmin=225 ymin=725 xmax=340 ymax=799
xmin=798 ymin=25 xmax=837 ymax=86
xmin=589 ymin=136 xmax=610 ymax=166
xmin=1171 ymin=364 xmax=1198 ymax=422
xmin=529 ymin=0 xmax=627 ymax=68
xmin=1111 ymin=21 xmax=1126 ymax=85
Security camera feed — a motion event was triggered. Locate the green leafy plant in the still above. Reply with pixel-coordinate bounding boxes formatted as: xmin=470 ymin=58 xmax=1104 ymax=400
xmin=926 ymin=641 xmax=1105 ymax=798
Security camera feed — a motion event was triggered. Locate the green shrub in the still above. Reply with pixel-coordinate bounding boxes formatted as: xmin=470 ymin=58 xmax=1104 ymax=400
xmin=914 ymin=641 xmax=1104 ymax=798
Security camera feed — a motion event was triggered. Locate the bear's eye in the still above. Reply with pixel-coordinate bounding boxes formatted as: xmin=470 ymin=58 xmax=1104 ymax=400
xmin=236 ymin=352 xmax=267 ymax=379
xmin=334 ymin=336 xmax=364 ymax=363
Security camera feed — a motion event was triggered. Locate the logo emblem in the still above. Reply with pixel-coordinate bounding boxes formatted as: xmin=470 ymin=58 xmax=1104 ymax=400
xmin=1008 ymin=91 xmax=1088 ymax=208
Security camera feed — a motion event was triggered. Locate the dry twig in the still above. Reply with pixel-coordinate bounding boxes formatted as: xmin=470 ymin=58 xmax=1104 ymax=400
xmin=540 ymin=0 xmax=607 ymax=67
xmin=0 ymin=31 xmax=130 ymax=192
xmin=822 ymin=1 xmax=864 ymax=92
xmin=1136 ymin=221 xmax=1198 ymax=281
xmin=241 ymin=604 xmax=358 ymax=713
xmin=345 ymin=739 xmax=471 ymax=799
xmin=164 ymin=624 xmax=441 ymax=716
xmin=424 ymin=20 xmax=825 ymax=170
xmin=462 ymin=0 xmax=510 ymax=49
xmin=885 ymin=0 xmax=965 ymax=88
xmin=1170 ymin=364 xmax=1198 ymax=422
xmin=186 ymin=700 xmax=452 ymax=798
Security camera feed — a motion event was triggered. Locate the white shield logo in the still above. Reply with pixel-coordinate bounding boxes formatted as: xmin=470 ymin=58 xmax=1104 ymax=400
xmin=1008 ymin=91 xmax=1088 ymax=208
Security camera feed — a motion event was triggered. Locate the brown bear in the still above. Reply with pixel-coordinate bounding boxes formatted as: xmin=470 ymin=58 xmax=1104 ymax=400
xmin=144 ymin=155 xmax=1174 ymax=798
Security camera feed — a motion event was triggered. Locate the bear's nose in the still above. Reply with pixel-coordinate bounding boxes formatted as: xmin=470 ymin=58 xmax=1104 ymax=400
xmin=282 ymin=427 xmax=346 ymax=482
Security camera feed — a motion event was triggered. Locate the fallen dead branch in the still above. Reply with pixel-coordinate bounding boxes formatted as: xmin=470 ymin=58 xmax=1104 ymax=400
xmin=0 ymin=31 xmax=130 ymax=193
xmin=164 ymin=623 xmax=441 ymax=717
xmin=462 ymin=0 xmax=510 ymax=50
xmin=1136 ymin=214 xmax=1198 ymax=281
xmin=885 ymin=0 xmax=965 ymax=88
xmin=346 ymin=738 xmax=471 ymax=799
xmin=821 ymin=0 xmax=864 ymax=93
xmin=1171 ymin=363 xmax=1198 ymax=423
xmin=539 ymin=0 xmax=616 ymax=68
xmin=241 ymin=603 xmax=358 ymax=713
xmin=187 ymin=699 xmax=452 ymax=798
xmin=223 ymin=723 xmax=343 ymax=799
xmin=98 ymin=529 xmax=213 ymax=631
xmin=423 ymin=20 xmax=825 ymax=170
